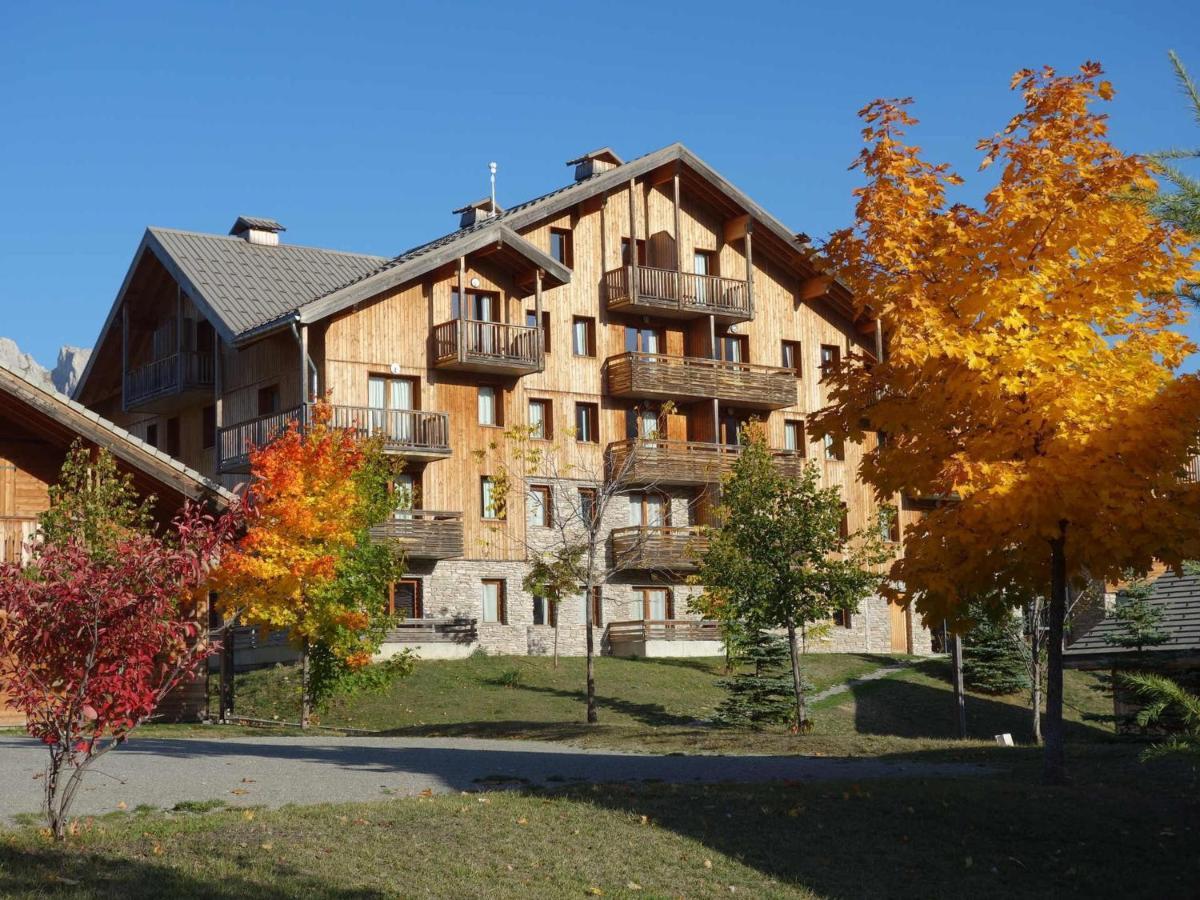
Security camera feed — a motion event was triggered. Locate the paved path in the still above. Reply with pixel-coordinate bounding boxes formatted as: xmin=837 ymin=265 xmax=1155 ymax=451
xmin=809 ymin=664 xmax=910 ymax=704
xmin=0 ymin=734 xmax=992 ymax=823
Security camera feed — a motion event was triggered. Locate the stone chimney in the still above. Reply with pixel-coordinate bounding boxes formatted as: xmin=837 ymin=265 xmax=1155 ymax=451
xmin=565 ymin=148 xmax=623 ymax=182
xmin=230 ymin=216 xmax=286 ymax=246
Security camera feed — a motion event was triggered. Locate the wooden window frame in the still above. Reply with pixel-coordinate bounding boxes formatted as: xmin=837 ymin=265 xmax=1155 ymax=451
xmin=528 ymin=484 xmax=552 ymax=528
xmin=835 ymin=608 xmax=852 ymax=629
xmin=549 ymin=227 xmax=573 ymax=268
xmin=578 ymin=487 xmax=598 ymax=527
xmin=781 ymin=340 xmax=802 ymax=377
xmin=572 ymin=316 xmax=597 ymax=358
xmin=589 ymin=585 xmax=603 ymax=627
xmin=824 ymin=432 xmax=845 ymax=462
xmin=528 ymin=398 xmax=553 ymax=441
xmin=819 ymin=344 xmax=841 ymax=381
xmin=388 ymin=578 xmax=424 ymax=619
xmin=478 ymin=385 xmax=503 ymax=428
xmin=838 ymin=502 xmax=849 ymax=540
xmin=532 ymin=592 xmax=558 ymax=627
xmin=369 ymin=374 xmax=420 ymax=411
xmin=635 ymin=586 xmax=674 ymax=621
xmin=784 ymin=419 xmax=806 ymax=456
xmin=526 ymin=309 xmax=551 ymax=354
xmin=481 ymin=578 xmax=507 ymax=624
xmin=621 ymin=237 xmax=648 ymax=266
xmin=481 ymin=476 xmax=504 ymax=520
xmin=574 ymin=402 xmax=599 ymax=444
xmin=717 ymin=331 xmax=750 ymax=364
xmin=629 ymin=491 xmax=671 ymax=527
xmin=257 ymin=384 xmax=281 ymax=416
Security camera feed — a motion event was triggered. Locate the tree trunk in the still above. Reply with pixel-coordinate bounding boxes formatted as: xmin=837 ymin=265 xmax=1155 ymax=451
xmin=950 ymin=632 xmax=967 ymax=739
xmin=300 ymin=638 xmax=312 ymax=730
xmin=785 ymin=617 xmax=808 ymax=732
xmin=553 ymin=607 xmax=560 ymax=670
xmin=1043 ymin=525 xmax=1068 ymax=784
xmin=585 ymin=587 xmax=597 ymax=724
xmin=1030 ymin=604 xmax=1043 ymax=745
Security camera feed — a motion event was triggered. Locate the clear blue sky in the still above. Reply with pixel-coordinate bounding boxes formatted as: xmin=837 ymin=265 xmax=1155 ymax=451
xmin=2 ymin=1 xmax=1198 ymax=369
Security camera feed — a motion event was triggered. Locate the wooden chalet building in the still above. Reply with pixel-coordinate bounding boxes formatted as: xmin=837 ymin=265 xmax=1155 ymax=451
xmin=0 ymin=361 xmax=233 ymax=724
xmin=74 ymin=143 xmax=932 ymax=659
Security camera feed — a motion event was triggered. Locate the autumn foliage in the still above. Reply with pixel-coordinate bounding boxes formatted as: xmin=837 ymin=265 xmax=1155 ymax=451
xmin=212 ymin=400 xmax=400 ymax=722
xmin=0 ymin=502 xmax=240 ymax=838
xmin=813 ymin=63 xmax=1200 ymax=779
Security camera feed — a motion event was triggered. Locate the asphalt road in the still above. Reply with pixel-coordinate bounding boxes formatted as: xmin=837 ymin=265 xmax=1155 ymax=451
xmin=0 ymin=735 xmax=993 ymax=822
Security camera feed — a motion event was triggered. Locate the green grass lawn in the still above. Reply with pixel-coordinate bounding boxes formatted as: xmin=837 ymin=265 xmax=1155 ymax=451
xmin=2 ymin=749 xmax=1196 ymax=899
xmin=216 ymin=652 xmax=1114 ymax=757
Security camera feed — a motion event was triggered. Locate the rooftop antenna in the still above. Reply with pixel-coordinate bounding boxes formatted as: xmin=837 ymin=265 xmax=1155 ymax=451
xmin=489 ymin=161 xmax=498 ymax=214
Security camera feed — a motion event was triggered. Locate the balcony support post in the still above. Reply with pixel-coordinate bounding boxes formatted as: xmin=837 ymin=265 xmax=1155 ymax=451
xmin=627 ymin=177 xmax=639 ymax=305
xmin=176 ymin=285 xmax=183 ymax=393
xmin=457 ymin=255 xmax=467 ymax=362
xmin=744 ymin=220 xmax=755 ymax=317
xmin=672 ymin=164 xmax=682 ymax=298
xmin=121 ymin=301 xmax=128 ymax=409
xmin=534 ymin=268 xmax=544 ymax=373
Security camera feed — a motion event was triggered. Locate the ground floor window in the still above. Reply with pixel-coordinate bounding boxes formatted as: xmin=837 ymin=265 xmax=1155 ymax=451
xmin=482 ymin=579 xmax=506 ymax=624
xmin=636 ymin=586 xmax=673 ymax=620
xmin=834 ymin=608 xmax=852 ymax=629
xmin=532 ymin=594 xmax=557 ymax=627
xmin=388 ymin=579 xmax=422 ymax=619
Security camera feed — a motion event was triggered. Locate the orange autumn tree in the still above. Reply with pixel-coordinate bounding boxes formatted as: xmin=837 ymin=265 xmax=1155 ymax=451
xmin=213 ymin=400 xmax=401 ymax=727
xmin=812 ymin=63 xmax=1200 ymax=782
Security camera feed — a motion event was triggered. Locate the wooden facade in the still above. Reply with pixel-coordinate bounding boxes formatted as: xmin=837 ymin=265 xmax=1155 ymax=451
xmin=74 ymin=144 xmax=923 ymax=656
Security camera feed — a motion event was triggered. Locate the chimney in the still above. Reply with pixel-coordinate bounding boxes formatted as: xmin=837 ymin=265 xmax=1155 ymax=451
xmin=230 ymin=216 xmax=286 ymax=246
xmin=452 ymin=198 xmax=503 ymax=229
xmin=565 ymin=148 xmax=623 ymax=182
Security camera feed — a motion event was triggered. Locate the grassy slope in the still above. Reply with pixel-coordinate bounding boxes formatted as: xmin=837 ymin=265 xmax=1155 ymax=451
xmin=2 ymin=752 xmax=1196 ymax=899
xmin=222 ymin=653 xmax=1113 ymax=757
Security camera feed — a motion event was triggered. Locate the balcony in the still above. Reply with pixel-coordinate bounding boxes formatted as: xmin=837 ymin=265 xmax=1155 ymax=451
xmin=369 ymin=511 xmax=465 ymax=560
xmin=605 ymin=352 xmax=797 ymax=410
xmin=123 ymin=351 xmax=215 ymax=412
xmin=604 ymin=266 xmax=750 ymax=322
xmin=431 ymin=319 xmax=542 ymax=375
xmin=607 ymin=619 xmax=723 ymax=658
xmin=609 ymin=525 xmax=709 ymax=572
xmin=379 ymin=617 xmax=479 ymax=660
xmin=216 ymin=404 xmax=451 ymax=474
xmin=607 ymin=439 xmax=808 ymax=486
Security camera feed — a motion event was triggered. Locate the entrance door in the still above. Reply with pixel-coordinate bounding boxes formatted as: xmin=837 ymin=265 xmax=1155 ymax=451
xmin=393 ymin=473 xmax=416 ymax=519
xmin=369 ymin=375 xmax=417 ymax=440
xmin=390 ymin=579 xmax=423 ymax=620
xmin=640 ymin=587 xmax=671 ymax=621
xmin=889 ymin=599 xmax=910 ymax=653
xmin=624 ymin=325 xmax=662 ymax=356
xmin=693 ymin=250 xmax=714 ymax=304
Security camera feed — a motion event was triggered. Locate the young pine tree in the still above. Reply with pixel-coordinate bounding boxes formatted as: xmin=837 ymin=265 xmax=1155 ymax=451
xmin=963 ymin=604 xmax=1030 ymax=695
xmin=713 ymin=625 xmax=803 ymax=728
xmin=1104 ymin=574 xmax=1169 ymax=653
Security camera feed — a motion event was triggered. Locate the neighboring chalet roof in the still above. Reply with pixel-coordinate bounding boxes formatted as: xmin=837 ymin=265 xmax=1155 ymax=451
xmin=0 ymin=361 xmax=234 ymax=510
xmin=1065 ymin=570 xmax=1200 ymax=667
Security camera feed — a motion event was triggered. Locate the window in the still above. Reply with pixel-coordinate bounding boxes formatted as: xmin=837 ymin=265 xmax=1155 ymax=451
xmin=589 ymin=586 xmax=603 ymax=626
xmin=624 ymin=325 xmax=662 ymax=355
xmin=781 ymin=340 xmax=802 ymax=376
xmin=526 ymin=310 xmax=551 ymax=354
xmin=717 ymin=332 xmax=748 ymax=364
xmin=881 ymin=510 xmax=901 ymax=544
xmin=452 ymin=290 xmax=499 ymax=322
xmin=784 ymin=419 xmax=806 ymax=455
xmin=621 ymin=238 xmax=647 ymax=266
xmin=388 ymin=579 xmax=423 ymax=619
xmin=572 ymin=316 xmax=596 ymax=357
xmin=257 ymin=384 xmax=281 ymax=416
xmin=628 ymin=492 xmax=668 ymax=527
xmin=820 ymin=344 xmax=841 ymax=380
xmin=533 ymin=593 xmax=557 ymax=627
xmin=528 ymin=484 xmax=552 ymax=528
xmin=575 ymin=402 xmax=599 ymax=443
xmin=145 ymin=422 xmax=159 ymax=449
xmin=528 ymin=398 xmax=552 ymax=440
xmin=166 ymin=416 xmax=181 ymax=458
xmin=636 ymin=586 xmax=673 ymax=620
xmin=549 ymin=228 xmax=573 ymax=267
xmin=481 ymin=476 xmax=504 ymax=520
xmin=824 ymin=432 xmax=845 ymax=462
xmin=369 ymin=375 xmax=417 ymax=411
xmin=482 ymin=579 xmax=506 ymax=624
xmin=393 ymin=473 xmax=417 ymax=514
xmin=202 ymin=405 xmax=216 ymax=450
xmin=838 ymin=502 xmax=849 ymax=540
xmin=834 ymin=608 xmax=852 ymax=629
xmin=626 ymin=406 xmax=660 ymax=441
xmin=578 ymin=488 xmax=597 ymax=526
xmin=478 ymin=385 xmax=501 ymax=427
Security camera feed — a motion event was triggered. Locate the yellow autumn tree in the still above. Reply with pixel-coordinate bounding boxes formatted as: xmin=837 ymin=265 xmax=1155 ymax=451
xmin=811 ymin=63 xmax=1200 ymax=782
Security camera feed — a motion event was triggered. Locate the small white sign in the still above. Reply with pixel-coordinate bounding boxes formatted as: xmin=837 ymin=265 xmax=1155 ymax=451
xmin=994 ymin=733 xmax=1014 ymax=746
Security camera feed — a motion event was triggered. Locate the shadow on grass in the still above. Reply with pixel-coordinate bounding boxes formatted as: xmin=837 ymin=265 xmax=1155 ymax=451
xmin=0 ymin=843 xmax=382 ymax=899
xmin=475 ymin=679 xmax=698 ymax=727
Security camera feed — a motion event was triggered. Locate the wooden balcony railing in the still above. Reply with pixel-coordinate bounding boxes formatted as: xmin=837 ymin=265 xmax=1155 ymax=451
xmin=604 ymin=266 xmax=750 ymax=321
xmin=607 ymin=619 xmax=722 ymax=644
xmin=605 ymin=352 xmax=797 ymax=410
xmin=369 ymin=510 xmax=465 ymax=560
xmin=123 ymin=351 xmax=215 ymax=410
xmin=431 ymin=319 xmax=542 ymax=375
xmin=0 ymin=516 xmax=38 ymax=565
xmin=216 ymin=404 xmax=305 ymax=473
xmin=383 ymin=617 xmax=478 ymax=644
xmin=217 ymin=404 xmax=451 ymax=474
xmin=327 ymin=406 xmax=451 ymax=459
xmin=1184 ymin=456 xmax=1200 ymax=483
xmin=609 ymin=524 xmax=709 ymax=572
xmin=607 ymin=439 xmax=808 ymax=485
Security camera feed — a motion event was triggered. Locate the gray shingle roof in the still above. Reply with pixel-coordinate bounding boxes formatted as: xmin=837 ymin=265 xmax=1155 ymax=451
xmin=147 ymin=228 xmax=387 ymax=337
xmin=1066 ymin=571 xmax=1200 ymax=659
